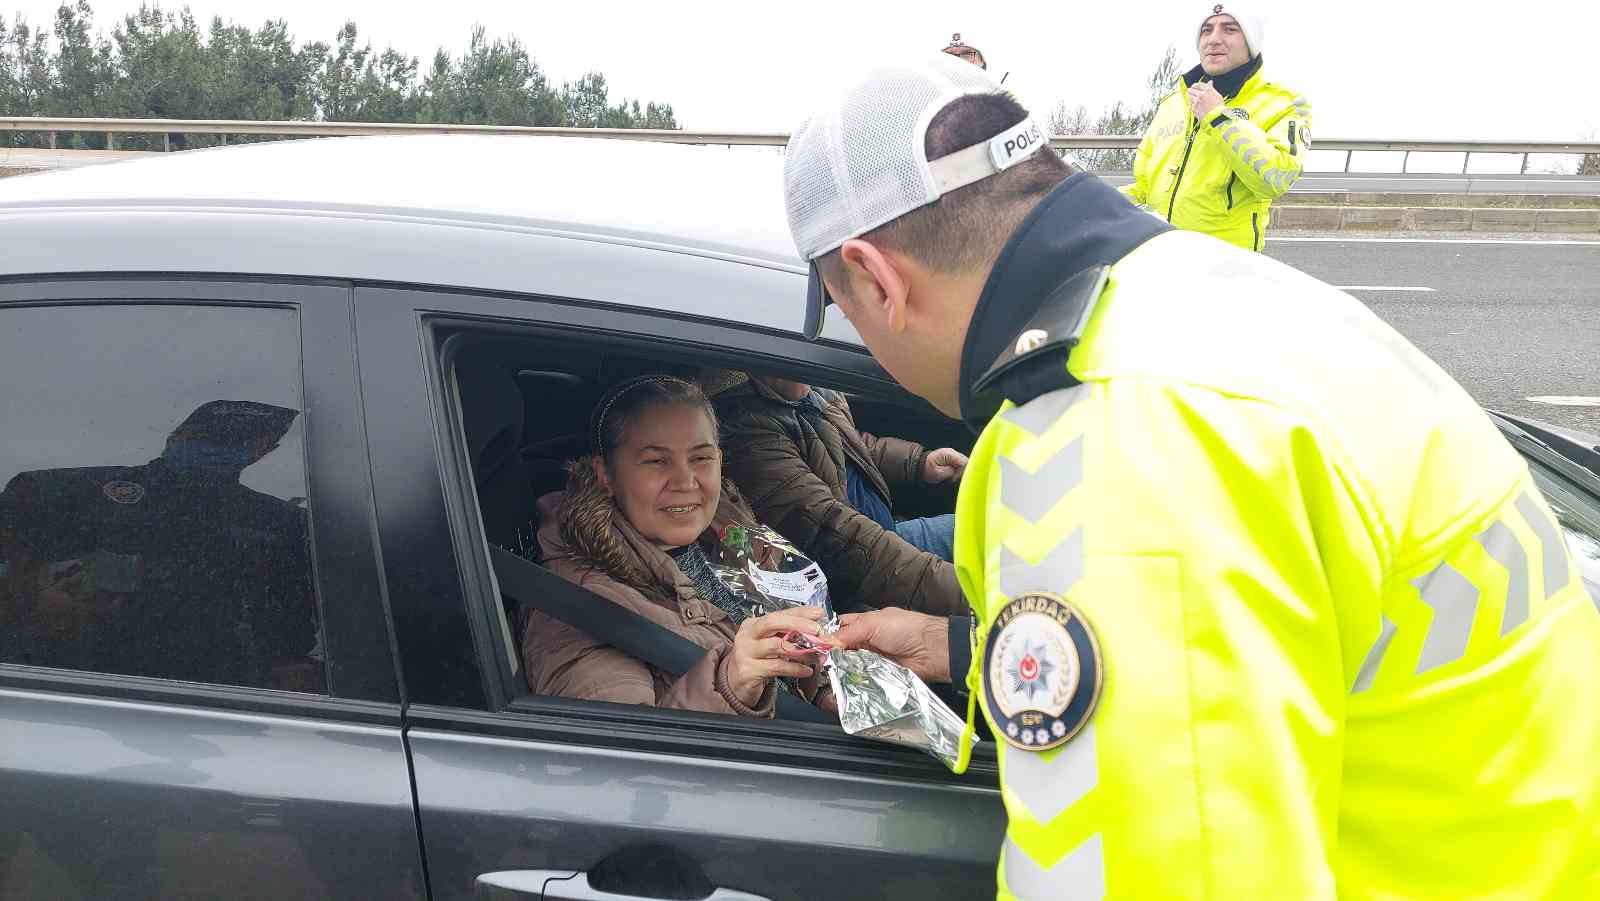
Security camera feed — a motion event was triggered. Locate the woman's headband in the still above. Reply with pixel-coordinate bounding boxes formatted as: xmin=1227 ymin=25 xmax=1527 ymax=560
xmin=590 ymin=375 xmax=696 ymax=456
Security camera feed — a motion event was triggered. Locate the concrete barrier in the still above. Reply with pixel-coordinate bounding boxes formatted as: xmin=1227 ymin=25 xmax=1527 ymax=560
xmin=1287 ymin=192 xmax=1600 ymax=210
xmin=1534 ymin=209 xmax=1600 ymax=232
xmin=1274 ymin=203 xmax=1599 ymax=234
xmin=1410 ymin=208 xmax=1474 ymax=231
xmin=1270 ymin=186 xmax=1599 ymax=235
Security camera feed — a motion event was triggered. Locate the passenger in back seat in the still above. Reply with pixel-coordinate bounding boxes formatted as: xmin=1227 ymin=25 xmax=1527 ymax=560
xmin=705 ymin=370 xmax=967 ymax=616
xmin=524 ymin=376 xmax=838 ymax=717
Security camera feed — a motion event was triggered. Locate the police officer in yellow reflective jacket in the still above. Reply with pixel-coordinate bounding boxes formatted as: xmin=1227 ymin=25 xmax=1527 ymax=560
xmin=1123 ymin=4 xmax=1311 ymax=251
xmin=788 ymin=53 xmax=1600 ymax=900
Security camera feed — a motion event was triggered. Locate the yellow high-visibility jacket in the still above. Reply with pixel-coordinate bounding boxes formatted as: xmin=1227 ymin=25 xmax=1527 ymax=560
xmin=1122 ymin=58 xmax=1310 ymax=251
xmin=952 ymin=221 xmax=1600 ymax=899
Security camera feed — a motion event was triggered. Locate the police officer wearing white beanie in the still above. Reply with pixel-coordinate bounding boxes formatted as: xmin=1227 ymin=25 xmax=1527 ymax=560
xmin=1122 ymin=3 xmax=1312 ymax=250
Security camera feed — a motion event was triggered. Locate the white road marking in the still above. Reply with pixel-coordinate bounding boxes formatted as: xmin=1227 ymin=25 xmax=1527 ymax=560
xmin=1527 ymin=396 xmax=1600 ymax=407
xmin=1271 ymin=237 xmax=1600 ymax=246
xmin=1337 ymin=285 xmax=1436 ymax=292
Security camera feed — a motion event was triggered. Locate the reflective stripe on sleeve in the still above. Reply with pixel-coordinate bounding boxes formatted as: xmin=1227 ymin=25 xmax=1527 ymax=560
xmin=1515 ymin=491 xmax=1571 ymax=598
xmin=1412 ymin=561 xmax=1480 ymax=674
xmin=1351 ymin=614 xmax=1397 ymax=693
xmin=1476 ymin=519 xmax=1530 ymax=635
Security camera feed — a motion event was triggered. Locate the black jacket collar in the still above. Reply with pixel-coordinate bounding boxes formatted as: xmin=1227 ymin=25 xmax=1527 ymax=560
xmin=1182 ymin=53 xmax=1263 ymax=100
xmin=957 ymin=174 xmax=1170 ymax=431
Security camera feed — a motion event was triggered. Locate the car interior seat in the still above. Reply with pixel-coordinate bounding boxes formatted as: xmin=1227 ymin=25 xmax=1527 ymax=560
xmin=455 ymin=354 xmax=539 ymax=558
xmin=514 ymin=368 xmax=604 ymax=518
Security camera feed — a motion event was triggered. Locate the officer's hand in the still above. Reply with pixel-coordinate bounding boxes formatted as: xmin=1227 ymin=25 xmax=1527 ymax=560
xmin=1188 ymin=81 xmax=1223 ymax=118
xmin=833 ymin=608 xmax=952 ymax=683
xmin=922 ymin=448 xmax=969 ymax=484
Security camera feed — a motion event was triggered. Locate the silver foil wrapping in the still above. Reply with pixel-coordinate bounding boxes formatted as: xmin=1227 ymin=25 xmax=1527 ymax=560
xmin=825 ymin=646 xmax=972 ymax=770
xmin=709 ymin=523 xmax=971 ymax=768
xmin=713 ymin=523 xmax=832 ymax=618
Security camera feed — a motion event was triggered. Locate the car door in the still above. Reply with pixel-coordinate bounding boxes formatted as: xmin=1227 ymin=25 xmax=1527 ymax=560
xmin=0 ymin=279 xmax=426 ymax=900
xmin=355 ymin=275 xmax=1005 ymax=901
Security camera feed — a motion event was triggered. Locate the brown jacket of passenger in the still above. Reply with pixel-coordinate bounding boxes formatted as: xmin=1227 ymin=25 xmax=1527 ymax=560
xmin=709 ymin=377 xmax=964 ymax=616
xmin=523 ymin=468 xmax=823 ymax=717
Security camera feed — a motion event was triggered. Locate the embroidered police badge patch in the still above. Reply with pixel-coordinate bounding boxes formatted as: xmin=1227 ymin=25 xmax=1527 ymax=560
xmin=102 ymin=481 xmax=146 ymax=505
xmin=1229 ymin=107 xmax=1250 ymax=120
xmin=982 ymin=593 xmax=1102 ymax=752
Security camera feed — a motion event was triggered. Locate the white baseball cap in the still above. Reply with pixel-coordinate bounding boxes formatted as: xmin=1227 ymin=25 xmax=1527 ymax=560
xmin=783 ymin=54 xmax=1048 ymax=339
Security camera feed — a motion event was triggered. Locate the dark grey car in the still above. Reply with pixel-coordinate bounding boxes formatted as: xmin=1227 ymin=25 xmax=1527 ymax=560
xmin=1 ymin=135 xmax=1596 ymax=901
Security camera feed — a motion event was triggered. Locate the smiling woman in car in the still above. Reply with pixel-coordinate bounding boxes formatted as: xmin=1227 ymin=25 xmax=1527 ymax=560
xmin=523 ymin=375 xmax=836 ymax=717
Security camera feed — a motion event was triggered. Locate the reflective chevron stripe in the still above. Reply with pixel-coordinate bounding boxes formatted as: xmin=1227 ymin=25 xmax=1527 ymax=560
xmin=1003 ymin=725 xmax=1098 ymax=823
xmin=990 ymin=386 xmax=1104 ymax=891
xmin=1004 ymin=834 xmax=1105 ymax=900
xmin=1351 ymin=614 xmax=1396 ymax=693
xmin=1476 ymin=519 xmax=1530 ymax=635
xmin=999 ymin=386 xmax=1090 ymax=437
xmin=1351 ymin=489 xmax=1576 ymax=692
xmin=1412 ymin=562 xmax=1479 ymax=674
xmin=999 ymin=438 xmax=1084 ymax=524
xmin=1515 ymin=491 xmax=1571 ymax=598
xmin=999 ymin=530 xmax=1084 ymax=601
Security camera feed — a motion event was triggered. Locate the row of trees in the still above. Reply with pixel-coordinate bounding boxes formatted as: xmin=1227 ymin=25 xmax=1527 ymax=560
xmin=8 ymin=9 xmax=1589 ymax=174
xmin=0 ymin=1 xmax=677 ymax=149
xmin=1048 ymin=45 xmax=1180 ymax=172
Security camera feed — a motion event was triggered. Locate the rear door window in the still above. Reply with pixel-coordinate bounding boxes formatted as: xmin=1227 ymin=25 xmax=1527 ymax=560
xmin=0 ymin=304 xmax=324 ymax=692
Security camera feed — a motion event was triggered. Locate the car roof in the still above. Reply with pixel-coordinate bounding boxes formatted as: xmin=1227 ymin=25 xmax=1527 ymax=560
xmin=0 ymin=134 xmax=800 ymax=264
xmin=0 ymin=135 xmax=848 ymax=336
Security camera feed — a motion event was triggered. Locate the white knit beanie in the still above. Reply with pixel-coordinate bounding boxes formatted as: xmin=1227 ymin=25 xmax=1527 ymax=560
xmin=1198 ymin=3 xmax=1265 ymax=58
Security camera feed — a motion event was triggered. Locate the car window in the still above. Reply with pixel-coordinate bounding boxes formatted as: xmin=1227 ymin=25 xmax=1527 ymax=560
xmin=1526 ymin=458 xmax=1600 ymax=604
xmin=0 ymin=304 xmax=325 ymax=692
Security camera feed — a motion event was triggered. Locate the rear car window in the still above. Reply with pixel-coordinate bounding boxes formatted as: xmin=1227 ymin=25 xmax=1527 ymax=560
xmin=0 ymin=304 xmax=325 ymax=692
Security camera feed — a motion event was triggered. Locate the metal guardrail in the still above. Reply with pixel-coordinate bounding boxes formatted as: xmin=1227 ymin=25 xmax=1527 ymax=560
xmin=3 ymin=116 xmax=1598 ymax=175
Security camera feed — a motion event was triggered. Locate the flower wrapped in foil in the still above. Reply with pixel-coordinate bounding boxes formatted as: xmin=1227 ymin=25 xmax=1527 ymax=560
xmin=823 ymin=640 xmax=973 ymax=770
xmin=710 ymin=523 xmax=970 ymax=768
xmin=714 ymin=523 xmax=832 ymax=618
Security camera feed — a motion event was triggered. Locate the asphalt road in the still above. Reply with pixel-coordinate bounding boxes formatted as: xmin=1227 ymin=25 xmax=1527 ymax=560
xmin=1264 ymin=237 xmax=1600 ymax=436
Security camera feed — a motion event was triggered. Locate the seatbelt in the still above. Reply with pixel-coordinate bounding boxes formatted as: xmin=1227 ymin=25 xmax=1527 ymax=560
xmin=490 ymin=545 xmax=833 ymax=724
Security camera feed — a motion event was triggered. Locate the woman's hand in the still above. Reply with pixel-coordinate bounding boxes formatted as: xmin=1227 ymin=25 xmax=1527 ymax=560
xmin=724 ymin=606 xmax=833 ymax=707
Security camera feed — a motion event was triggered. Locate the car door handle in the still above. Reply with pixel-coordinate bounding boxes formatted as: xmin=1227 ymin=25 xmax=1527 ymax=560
xmin=476 ymin=870 xmax=772 ymax=901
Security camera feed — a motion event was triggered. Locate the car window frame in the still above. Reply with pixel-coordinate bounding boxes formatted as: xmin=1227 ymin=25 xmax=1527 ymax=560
xmin=362 ymin=281 xmax=998 ymax=788
xmin=0 ymin=276 xmax=402 ymax=714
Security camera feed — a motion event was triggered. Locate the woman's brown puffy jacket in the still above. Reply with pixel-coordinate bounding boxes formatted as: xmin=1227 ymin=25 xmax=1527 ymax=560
xmin=523 ymin=474 xmax=827 ymax=718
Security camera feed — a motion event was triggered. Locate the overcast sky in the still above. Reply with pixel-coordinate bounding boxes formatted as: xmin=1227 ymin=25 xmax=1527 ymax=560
xmin=8 ymin=0 xmax=1599 ymax=143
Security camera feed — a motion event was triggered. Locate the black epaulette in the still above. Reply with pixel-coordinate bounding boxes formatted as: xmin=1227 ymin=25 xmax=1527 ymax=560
xmin=970 ymin=264 xmax=1111 ymax=415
